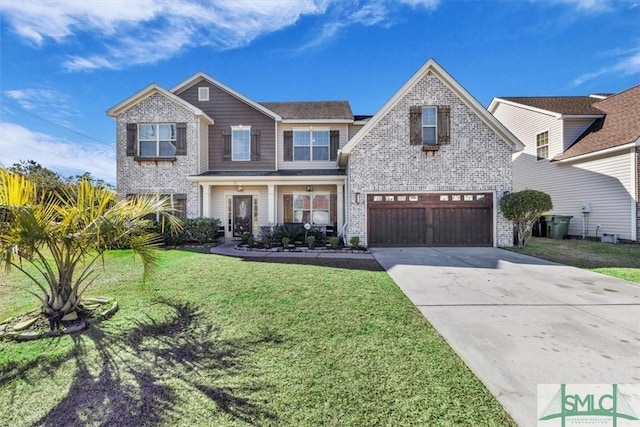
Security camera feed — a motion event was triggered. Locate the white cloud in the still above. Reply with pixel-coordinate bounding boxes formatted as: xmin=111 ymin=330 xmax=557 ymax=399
xmin=398 ymin=0 xmax=440 ymax=10
xmin=573 ymin=47 xmax=640 ymax=86
xmin=0 ymin=0 xmax=331 ymax=71
xmin=4 ymin=88 xmax=81 ymax=129
xmin=0 ymin=0 xmax=441 ymax=71
xmin=0 ymin=122 xmax=115 ymax=183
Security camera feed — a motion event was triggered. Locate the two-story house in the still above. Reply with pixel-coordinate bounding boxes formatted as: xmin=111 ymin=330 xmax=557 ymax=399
xmin=489 ymin=85 xmax=640 ymax=241
xmin=108 ymin=59 xmax=523 ymax=247
xmin=107 ymin=73 xmax=363 ymax=239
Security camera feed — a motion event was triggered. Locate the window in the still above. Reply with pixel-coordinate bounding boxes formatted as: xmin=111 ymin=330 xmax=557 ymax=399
xmin=198 ymin=87 xmax=209 ymax=101
xmin=293 ymin=130 xmax=329 ymax=161
xmin=132 ymin=193 xmax=186 ymax=221
xmin=409 ymin=105 xmax=450 ymax=148
xmin=422 ymin=107 xmax=437 ymax=146
xmin=536 ymin=131 xmax=549 ymax=160
xmin=138 ymin=124 xmax=177 ymax=157
xmin=293 ymin=194 xmax=330 ymax=225
xmin=232 ymin=127 xmax=251 ymax=161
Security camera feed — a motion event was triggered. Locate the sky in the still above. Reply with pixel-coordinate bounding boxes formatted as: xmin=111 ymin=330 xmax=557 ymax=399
xmin=0 ymin=0 xmax=639 ymax=184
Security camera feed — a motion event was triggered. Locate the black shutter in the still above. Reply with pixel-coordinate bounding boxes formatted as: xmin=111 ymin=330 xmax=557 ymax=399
xmin=222 ymin=128 xmax=231 ymax=160
xmin=409 ymin=106 xmax=422 ymax=145
xmin=437 ymin=106 xmax=451 ymax=145
xmin=176 ymin=123 xmax=187 ymax=155
xmin=284 ymin=130 xmax=293 ymax=161
xmin=251 ymin=129 xmax=261 ymax=161
xmin=126 ymin=123 xmax=137 ymax=156
xmin=330 ymin=130 xmax=339 ymax=161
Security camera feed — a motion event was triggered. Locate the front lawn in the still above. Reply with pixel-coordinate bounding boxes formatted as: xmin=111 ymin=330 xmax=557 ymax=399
xmin=0 ymin=250 xmax=514 ymax=426
xmin=508 ymin=237 xmax=640 ymax=282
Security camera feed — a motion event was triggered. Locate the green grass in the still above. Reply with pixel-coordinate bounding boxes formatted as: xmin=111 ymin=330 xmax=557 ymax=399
xmin=508 ymin=237 xmax=640 ymax=282
xmin=0 ymin=250 xmax=515 ymax=426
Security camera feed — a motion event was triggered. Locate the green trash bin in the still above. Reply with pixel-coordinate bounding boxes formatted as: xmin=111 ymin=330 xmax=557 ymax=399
xmin=544 ymin=215 xmax=573 ymax=239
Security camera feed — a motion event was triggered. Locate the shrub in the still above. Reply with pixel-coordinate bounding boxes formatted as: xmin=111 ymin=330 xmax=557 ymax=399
xmin=329 ymin=236 xmax=340 ymax=249
xmin=156 ymin=217 xmax=222 ymax=246
xmin=184 ymin=217 xmax=221 ymax=244
xmin=306 ymin=235 xmax=316 ymax=249
xmin=258 ymin=225 xmax=276 ymax=248
xmin=278 ymin=223 xmax=304 ymax=242
xmin=349 ymin=236 xmax=360 ymax=248
xmin=281 ymin=237 xmax=291 ymax=247
xmin=500 ymin=190 xmax=552 ymax=248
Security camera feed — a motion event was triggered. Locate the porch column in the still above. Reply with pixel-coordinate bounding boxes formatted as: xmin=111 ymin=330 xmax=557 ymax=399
xmin=268 ymin=184 xmax=276 ymax=224
xmin=336 ymin=183 xmax=344 ymax=236
xmin=202 ymin=184 xmax=212 ymax=218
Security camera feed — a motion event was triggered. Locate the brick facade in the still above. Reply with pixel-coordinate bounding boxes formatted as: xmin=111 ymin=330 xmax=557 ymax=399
xmin=347 ymin=71 xmax=514 ymax=247
xmin=116 ymin=93 xmax=201 ymax=218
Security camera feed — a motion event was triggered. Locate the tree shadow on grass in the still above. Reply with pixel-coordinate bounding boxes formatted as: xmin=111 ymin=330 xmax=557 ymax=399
xmin=10 ymin=298 xmax=277 ymax=426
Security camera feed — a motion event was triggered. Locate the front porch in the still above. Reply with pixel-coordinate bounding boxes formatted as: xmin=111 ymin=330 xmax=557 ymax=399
xmin=188 ymin=171 xmax=346 ymax=240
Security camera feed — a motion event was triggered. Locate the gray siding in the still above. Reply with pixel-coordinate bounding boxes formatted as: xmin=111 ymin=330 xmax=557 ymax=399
xmin=177 ymin=81 xmax=276 ymax=171
xmin=278 ymin=122 xmax=348 ymax=170
xmin=347 ymin=72 xmax=514 ymax=247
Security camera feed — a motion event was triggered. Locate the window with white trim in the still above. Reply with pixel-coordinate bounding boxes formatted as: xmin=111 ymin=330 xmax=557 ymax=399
xmin=293 ymin=130 xmax=329 ymax=161
xmin=198 ymin=87 xmax=209 ymax=101
xmin=293 ymin=194 xmax=330 ymax=225
xmin=139 ymin=124 xmax=177 ymax=157
xmin=536 ymin=131 xmax=549 ymax=160
xmin=232 ymin=126 xmax=251 ymax=161
xmin=422 ymin=107 xmax=437 ymax=146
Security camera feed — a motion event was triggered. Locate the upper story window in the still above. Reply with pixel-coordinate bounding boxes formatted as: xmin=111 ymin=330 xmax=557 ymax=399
xmin=222 ymin=126 xmax=260 ymax=161
xmin=536 ymin=131 xmax=549 ymax=160
xmin=232 ymin=126 xmax=251 ymax=161
xmin=422 ymin=107 xmax=437 ymax=146
xmin=139 ymin=124 xmax=177 ymax=157
xmin=198 ymin=87 xmax=209 ymax=101
xmin=293 ymin=130 xmax=329 ymax=161
xmin=409 ymin=105 xmax=450 ymax=149
xmin=126 ymin=123 xmax=186 ymax=159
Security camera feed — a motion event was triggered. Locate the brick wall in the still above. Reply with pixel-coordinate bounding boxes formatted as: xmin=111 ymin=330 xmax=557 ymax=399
xmin=347 ymin=71 xmax=514 ymax=247
xmin=115 ymin=93 xmax=201 ymax=218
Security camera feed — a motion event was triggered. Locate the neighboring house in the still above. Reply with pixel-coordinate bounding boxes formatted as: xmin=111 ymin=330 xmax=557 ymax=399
xmin=489 ymin=85 xmax=640 ymax=241
xmin=107 ymin=58 xmax=522 ymax=247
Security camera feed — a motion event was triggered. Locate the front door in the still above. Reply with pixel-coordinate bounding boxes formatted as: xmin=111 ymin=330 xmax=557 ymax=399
xmin=233 ymin=195 xmax=252 ymax=237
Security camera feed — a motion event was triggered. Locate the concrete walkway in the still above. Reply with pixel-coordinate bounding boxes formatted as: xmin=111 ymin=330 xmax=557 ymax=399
xmin=209 ymin=241 xmax=374 ymax=259
xmin=371 ymin=247 xmax=640 ymax=427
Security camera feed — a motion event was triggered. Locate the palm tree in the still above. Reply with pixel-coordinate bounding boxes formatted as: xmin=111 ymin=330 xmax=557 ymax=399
xmin=0 ymin=169 xmax=181 ymax=323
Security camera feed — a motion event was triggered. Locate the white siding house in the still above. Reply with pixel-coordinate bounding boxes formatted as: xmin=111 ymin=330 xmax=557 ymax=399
xmin=489 ymin=86 xmax=640 ymax=241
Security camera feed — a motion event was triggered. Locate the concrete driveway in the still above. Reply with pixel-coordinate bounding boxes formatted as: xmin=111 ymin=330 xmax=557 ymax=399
xmin=371 ymin=247 xmax=640 ymax=427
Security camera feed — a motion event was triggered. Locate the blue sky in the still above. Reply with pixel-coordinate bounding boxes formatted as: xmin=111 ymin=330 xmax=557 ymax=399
xmin=0 ymin=0 xmax=639 ymax=183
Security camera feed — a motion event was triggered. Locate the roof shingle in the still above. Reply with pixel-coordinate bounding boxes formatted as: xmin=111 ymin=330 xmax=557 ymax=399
xmin=500 ymin=96 xmax=605 ymax=115
xmin=259 ymin=101 xmax=353 ymax=120
xmin=554 ymin=85 xmax=640 ymax=160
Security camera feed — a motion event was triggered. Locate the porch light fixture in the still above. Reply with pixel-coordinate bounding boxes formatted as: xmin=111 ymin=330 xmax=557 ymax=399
xmin=236 ymin=184 xmax=243 ymax=192
xmin=307 ymin=185 xmax=313 ymax=192
xmin=355 ymin=192 xmax=362 ymax=204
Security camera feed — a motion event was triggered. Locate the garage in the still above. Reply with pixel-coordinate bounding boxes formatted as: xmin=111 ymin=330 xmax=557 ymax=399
xmin=367 ymin=193 xmax=493 ymax=247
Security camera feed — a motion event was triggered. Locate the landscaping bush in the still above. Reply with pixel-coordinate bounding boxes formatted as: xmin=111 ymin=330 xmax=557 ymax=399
xmin=349 ymin=236 xmax=360 ymax=248
xmin=156 ymin=217 xmax=222 ymax=246
xmin=277 ymin=223 xmax=304 ymax=242
xmin=500 ymin=190 xmax=552 ymax=248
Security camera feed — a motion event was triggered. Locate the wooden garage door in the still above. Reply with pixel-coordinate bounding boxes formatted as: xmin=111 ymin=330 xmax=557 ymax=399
xmin=367 ymin=193 xmax=493 ymax=247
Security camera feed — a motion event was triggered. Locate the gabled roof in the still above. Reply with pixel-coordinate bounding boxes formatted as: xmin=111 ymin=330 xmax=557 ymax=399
xmin=259 ymin=101 xmax=353 ymax=122
xmin=106 ymin=84 xmax=214 ymax=123
xmin=341 ymin=58 xmax=523 ymax=160
xmin=553 ymin=85 xmax=640 ymax=161
xmin=171 ymin=72 xmax=281 ymax=121
xmin=491 ymin=96 xmax=604 ymax=116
